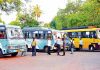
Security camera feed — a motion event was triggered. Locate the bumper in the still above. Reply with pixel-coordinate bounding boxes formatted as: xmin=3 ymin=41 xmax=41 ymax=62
xmin=8 ymin=48 xmax=26 ymax=53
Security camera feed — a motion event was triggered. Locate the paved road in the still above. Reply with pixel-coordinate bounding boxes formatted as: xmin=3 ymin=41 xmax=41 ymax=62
xmin=0 ymin=51 xmax=100 ymax=70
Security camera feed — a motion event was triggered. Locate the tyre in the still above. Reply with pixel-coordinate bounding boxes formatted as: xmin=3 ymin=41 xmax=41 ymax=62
xmin=11 ymin=52 xmax=18 ymax=57
xmin=79 ymin=46 xmax=82 ymax=51
xmin=89 ymin=45 xmax=94 ymax=51
xmin=0 ymin=48 xmax=3 ymax=57
xmin=44 ymin=46 xmax=48 ymax=53
xmin=75 ymin=48 xmax=80 ymax=51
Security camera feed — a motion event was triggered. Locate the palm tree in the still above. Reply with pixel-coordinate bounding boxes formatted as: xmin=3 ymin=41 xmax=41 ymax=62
xmin=33 ymin=4 xmax=42 ymax=21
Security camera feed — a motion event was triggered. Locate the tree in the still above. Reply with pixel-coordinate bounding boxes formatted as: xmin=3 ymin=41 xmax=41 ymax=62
xmin=50 ymin=0 xmax=100 ymax=29
xmin=50 ymin=20 xmax=56 ymax=29
xmin=0 ymin=15 xmax=4 ymax=24
xmin=50 ymin=0 xmax=83 ymax=29
xmin=0 ymin=0 xmax=22 ymax=13
xmin=18 ymin=13 xmax=39 ymax=28
xmin=44 ymin=23 xmax=50 ymax=28
xmin=9 ymin=12 xmax=39 ymax=28
xmin=33 ymin=4 xmax=42 ymax=21
xmin=10 ymin=18 xmax=21 ymax=26
xmin=79 ymin=0 xmax=100 ymax=27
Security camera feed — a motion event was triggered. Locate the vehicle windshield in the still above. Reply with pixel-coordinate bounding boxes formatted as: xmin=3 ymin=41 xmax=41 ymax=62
xmin=97 ymin=30 xmax=100 ymax=39
xmin=7 ymin=28 xmax=24 ymax=39
xmin=23 ymin=30 xmax=53 ymax=39
xmin=0 ymin=30 xmax=6 ymax=39
xmin=66 ymin=37 xmax=71 ymax=43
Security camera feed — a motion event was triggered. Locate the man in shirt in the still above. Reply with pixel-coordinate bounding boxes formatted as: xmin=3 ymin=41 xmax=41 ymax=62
xmin=31 ymin=38 xmax=37 ymax=56
xmin=70 ymin=39 xmax=74 ymax=54
xmin=47 ymin=37 xmax=51 ymax=55
xmin=56 ymin=37 xmax=61 ymax=55
xmin=79 ymin=38 xmax=83 ymax=50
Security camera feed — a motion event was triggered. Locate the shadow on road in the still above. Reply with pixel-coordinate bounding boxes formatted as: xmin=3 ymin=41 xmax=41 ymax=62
xmin=74 ymin=50 xmax=100 ymax=52
xmin=1 ymin=50 xmax=100 ymax=59
xmin=0 ymin=55 xmax=23 ymax=59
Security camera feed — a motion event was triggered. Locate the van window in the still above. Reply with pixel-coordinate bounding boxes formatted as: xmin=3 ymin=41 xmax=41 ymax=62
xmin=0 ymin=31 xmax=6 ymax=39
xmin=24 ymin=32 xmax=29 ymax=38
xmin=7 ymin=28 xmax=23 ymax=38
xmin=32 ymin=31 xmax=38 ymax=39
xmin=97 ymin=30 xmax=100 ymax=38
xmin=89 ymin=31 xmax=97 ymax=38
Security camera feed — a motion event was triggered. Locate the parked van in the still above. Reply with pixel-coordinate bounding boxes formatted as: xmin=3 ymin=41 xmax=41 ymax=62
xmin=0 ymin=24 xmax=27 ymax=57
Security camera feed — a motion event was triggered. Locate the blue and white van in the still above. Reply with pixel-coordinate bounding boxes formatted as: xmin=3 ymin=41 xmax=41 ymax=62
xmin=22 ymin=27 xmax=55 ymax=52
xmin=0 ymin=24 xmax=26 ymax=57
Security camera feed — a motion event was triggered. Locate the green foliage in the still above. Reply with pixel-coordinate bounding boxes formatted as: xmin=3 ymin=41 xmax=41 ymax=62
xmin=50 ymin=0 xmax=100 ymax=29
xmin=80 ymin=0 xmax=100 ymax=26
xmin=18 ymin=13 xmax=39 ymax=28
xmin=1 ymin=0 xmax=41 ymax=28
xmin=33 ymin=4 xmax=42 ymax=20
xmin=50 ymin=20 xmax=56 ymax=29
xmin=44 ymin=23 xmax=50 ymax=28
xmin=0 ymin=0 xmax=22 ymax=13
xmin=9 ymin=13 xmax=39 ymax=28
xmin=10 ymin=19 xmax=21 ymax=26
xmin=50 ymin=9 xmax=67 ymax=29
xmin=53 ymin=16 xmax=62 ymax=30
xmin=10 ymin=13 xmax=39 ymax=28
xmin=0 ymin=17 xmax=5 ymax=24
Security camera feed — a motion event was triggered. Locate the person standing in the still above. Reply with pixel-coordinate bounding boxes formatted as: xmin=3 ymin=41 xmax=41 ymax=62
xmin=56 ymin=37 xmax=61 ymax=55
xmin=0 ymin=43 xmax=3 ymax=57
xmin=31 ymin=38 xmax=37 ymax=56
xmin=62 ymin=38 xmax=66 ymax=56
xmin=21 ymin=49 xmax=26 ymax=56
xmin=79 ymin=38 xmax=83 ymax=50
xmin=70 ymin=39 xmax=74 ymax=54
xmin=21 ymin=45 xmax=27 ymax=56
xmin=47 ymin=37 xmax=51 ymax=55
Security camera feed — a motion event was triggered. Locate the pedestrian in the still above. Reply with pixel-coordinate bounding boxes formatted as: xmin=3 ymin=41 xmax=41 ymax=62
xmin=21 ymin=46 xmax=27 ymax=56
xmin=62 ymin=38 xmax=66 ymax=56
xmin=79 ymin=38 xmax=83 ymax=50
xmin=31 ymin=38 xmax=36 ymax=56
xmin=0 ymin=43 xmax=3 ymax=57
xmin=56 ymin=37 xmax=61 ymax=55
xmin=47 ymin=37 xmax=51 ymax=55
xmin=53 ymin=34 xmax=57 ymax=44
xmin=70 ymin=39 xmax=74 ymax=54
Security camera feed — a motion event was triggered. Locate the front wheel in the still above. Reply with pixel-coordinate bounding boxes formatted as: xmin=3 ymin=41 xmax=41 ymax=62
xmin=26 ymin=45 xmax=28 ymax=52
xmin=44 ymin=46 xmax=48 ymax=53
xmin=0 ymin=48 xmax=3 ymax=57
xmin=11 ymin=52 xmax=18 ymax=57
xmin=75 ymin=48 xmax=80 ymax=51
xmin=89 ymin=45 xmax=94 ymax=51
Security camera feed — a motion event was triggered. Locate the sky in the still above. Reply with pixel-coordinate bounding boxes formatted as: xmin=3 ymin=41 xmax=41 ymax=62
xmin=1 ymin=12 xmax=17 ymax=24
xmin=1 ymin=0 xmax=67 ymax=24
xmin=33 ymin=0 xmax=67 ymax=23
